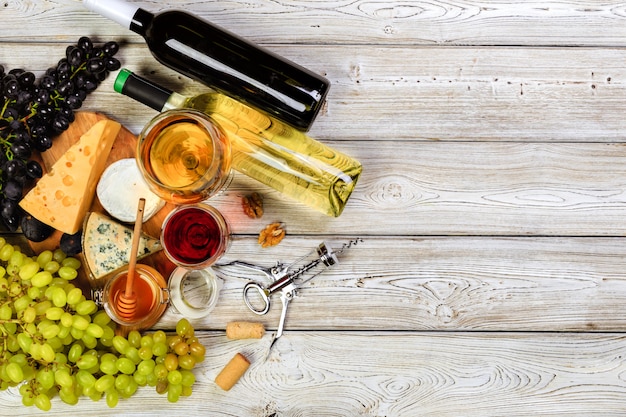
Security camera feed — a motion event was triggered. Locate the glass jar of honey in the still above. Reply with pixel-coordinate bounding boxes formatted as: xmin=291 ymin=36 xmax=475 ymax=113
xmin=100 ymin=264 xmax=169 ymax=330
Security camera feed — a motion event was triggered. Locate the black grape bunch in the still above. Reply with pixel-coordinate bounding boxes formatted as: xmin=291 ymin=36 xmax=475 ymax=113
xmin=0 ymin=37 xmax=120 ymax=232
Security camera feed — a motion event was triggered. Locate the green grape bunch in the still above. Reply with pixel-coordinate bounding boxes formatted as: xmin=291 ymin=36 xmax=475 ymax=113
xmin=0 ymin=36 xmax=121 ymax=233
xmin=0 ymin=240 xmax=206 ymax=411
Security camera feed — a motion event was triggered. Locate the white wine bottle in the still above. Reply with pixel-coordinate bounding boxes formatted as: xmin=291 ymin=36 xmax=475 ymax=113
xmin=115 ymin=69 xmax=362 ymax=217
xmin=82 ymin=0 xmax=329 ymax=131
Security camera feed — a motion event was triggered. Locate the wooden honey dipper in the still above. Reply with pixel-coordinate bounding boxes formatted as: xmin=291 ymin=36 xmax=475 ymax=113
xmin=117 ymin=197 xmax=146 ymax=321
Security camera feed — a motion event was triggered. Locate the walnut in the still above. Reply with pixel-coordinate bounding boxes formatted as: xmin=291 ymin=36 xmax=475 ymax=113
xmin=242 ymin=192 xmax=264 ymax=219
xmin=258 ymin=222 xmax=286 ymax=248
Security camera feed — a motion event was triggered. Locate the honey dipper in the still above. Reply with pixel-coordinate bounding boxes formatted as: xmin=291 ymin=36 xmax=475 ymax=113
xmin=117 ymin=197 xmax=146 ymax=321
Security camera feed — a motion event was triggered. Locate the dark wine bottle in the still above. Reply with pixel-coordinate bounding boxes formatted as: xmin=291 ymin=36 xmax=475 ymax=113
xmin=82 ymin=0 xmax=330 ymax=131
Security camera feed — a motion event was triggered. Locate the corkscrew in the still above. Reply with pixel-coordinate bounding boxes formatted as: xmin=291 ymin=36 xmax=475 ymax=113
xmin=215 ymin=239 xmax=362 ymax=354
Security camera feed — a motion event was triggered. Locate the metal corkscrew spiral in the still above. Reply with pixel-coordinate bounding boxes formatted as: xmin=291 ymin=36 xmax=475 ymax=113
xmin=214 ymin=238 xmax=364 ymax=357
xmin=288 ymin=238 xmax=364 ymax=287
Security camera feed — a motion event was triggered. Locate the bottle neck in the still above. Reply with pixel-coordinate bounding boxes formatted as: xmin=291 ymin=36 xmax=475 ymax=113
xmin=82 ymin=0 xmax=146 ymax=30
xmin=114 ymin=69 xmax=179 ymax=112
xmin=130 ymin=8 xmax=154 ymax=37
xmin=163 ymin=92 xmax=189 ymax=111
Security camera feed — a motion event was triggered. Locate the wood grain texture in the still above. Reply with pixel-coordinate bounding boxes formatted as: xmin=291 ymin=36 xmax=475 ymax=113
xmin=2 ymin=332 xmax=626 ymax=416
xmin=199 ymin=141 xmax=626 ymax=236
xmin=0 ymin=43 xmax=625 ymax=142
xmin=0 ymin=0 xmax=626 ymax=415
xmin=151 ymin=236 xmax=626 ymax=332
xmin=3 ymin=0 xmax=626 ymax=46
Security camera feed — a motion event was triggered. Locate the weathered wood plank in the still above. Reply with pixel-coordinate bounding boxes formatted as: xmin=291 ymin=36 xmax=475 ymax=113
xmin=0 ymin=42 xmax=626 ymax=142
xmin=1 ymin=1 xmax=626 ymax=416
xmin=204 ymin=141 xmax=626 ymax=236
xmin=0 ymin=43 xmax=625 ymax=142
xmin=4 ymin=0 xmax=626 ymax=47
xmin=2 ymin=332 xmax=626 ymax=416
xmin=151 ymin=236 xmax=626 ymax=332
xmin=3 ymin=44 xmax=626 ymax=234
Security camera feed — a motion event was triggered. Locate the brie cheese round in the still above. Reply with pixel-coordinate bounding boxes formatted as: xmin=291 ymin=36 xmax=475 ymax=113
xmin=97 ymin=158 xmax=165 ymax=223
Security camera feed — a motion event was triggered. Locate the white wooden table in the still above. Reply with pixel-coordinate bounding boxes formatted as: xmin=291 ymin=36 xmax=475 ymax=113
xmin=2 ymin=0 xmax=626 ymax=415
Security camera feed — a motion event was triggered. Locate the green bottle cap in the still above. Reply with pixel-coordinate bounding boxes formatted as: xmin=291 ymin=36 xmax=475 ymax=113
xmin=114 ymin=68 xmax=132 ymax=94
xmin=112 ymin=68 xmax=173 ymax=111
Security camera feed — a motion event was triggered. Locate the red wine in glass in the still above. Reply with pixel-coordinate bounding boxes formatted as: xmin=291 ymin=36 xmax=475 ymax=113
xmin=161 ymin=204 xmax=230 ymax=268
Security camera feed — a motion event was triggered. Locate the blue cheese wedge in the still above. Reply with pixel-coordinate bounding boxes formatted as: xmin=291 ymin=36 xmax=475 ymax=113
xmin=82 ymin=211 xmax=162 ymax=283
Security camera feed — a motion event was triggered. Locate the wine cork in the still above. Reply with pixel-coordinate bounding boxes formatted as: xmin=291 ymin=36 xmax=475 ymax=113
xmin=215 ymin=353 xmax=250 ymax=391
xmin=226 ymin=321 xmax=265 ymax=340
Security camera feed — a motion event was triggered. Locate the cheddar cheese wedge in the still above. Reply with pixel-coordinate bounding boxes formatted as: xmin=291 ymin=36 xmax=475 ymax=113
xmin=19 ymin=119 xmax=121 ymax=234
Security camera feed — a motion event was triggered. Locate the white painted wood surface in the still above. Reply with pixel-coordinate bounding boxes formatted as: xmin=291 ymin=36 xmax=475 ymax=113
xmin=1 ymin=0 xmax=626 ymax=415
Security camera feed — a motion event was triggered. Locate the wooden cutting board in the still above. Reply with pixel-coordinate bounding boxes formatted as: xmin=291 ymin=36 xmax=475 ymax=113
xmin=28 ymin=112 xmax=177 ymax=287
